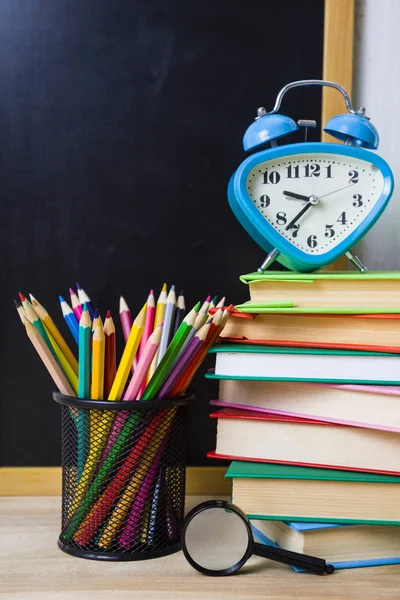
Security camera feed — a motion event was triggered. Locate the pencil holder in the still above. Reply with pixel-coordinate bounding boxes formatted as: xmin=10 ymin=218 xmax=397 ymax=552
xmin=54 ymin=391 xmax=190 ymax=561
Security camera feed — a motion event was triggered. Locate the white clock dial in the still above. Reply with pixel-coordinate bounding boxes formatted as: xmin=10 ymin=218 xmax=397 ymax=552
xmin=246 ymin=153 xmax=385 ymax=255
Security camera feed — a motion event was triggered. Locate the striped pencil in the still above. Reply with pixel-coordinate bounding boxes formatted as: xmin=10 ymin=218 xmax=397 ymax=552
xmin=103 ymin=311 xmax=116 ymax=398
xmin=142 ymin=302 xmax=200 ymax=400
xmin=147 ymin=283 xmax=167 ymax=382
xmin=30 ymin=295 xmax=78 ymax=375
xmin=59 ymin=296 xmax=79 ymax=345
xmin=76 ymin=283 xmax=95 ymax=320
xmin=69 ymin=288 xmax=83 ymax=321
xmin=158 ymin=320 xmax=211 ymax=398
xmin=157 ymin=285 xmax=176 ymax=366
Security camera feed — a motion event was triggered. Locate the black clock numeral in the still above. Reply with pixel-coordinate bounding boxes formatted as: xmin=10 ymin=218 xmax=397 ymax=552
xmin=291 ymin=224 xmax=300 ymax=238
xmin=263 ymin=170 xmax=280 ymax=184
xmin=307 ymin=234 xmax=318 ymax=248
xmin=325 ymin=224 xmax=335 ymax=238
xmin=349 ymin=170 xmax=359 ymax=184
xmin=276 ymin=212 xmax=287 ymax=225
xmin=352 ymin=193 xmax=363 ymax=207
xmin=259 ymin=194 xmax=270 ymax=208
xmin=326 ymin=165 xmax=333 ymax=178
xmin=286 ymin=165 xmax=300 ymax=178
xmin=304 ymin=163 xmax=320 ymax=177
xmin=337 ymin=211 xmax=348 ymax=225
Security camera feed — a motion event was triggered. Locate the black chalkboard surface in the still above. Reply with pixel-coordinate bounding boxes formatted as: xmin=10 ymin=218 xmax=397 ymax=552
xmin=0 ymin=0 xmax=323 ymax=466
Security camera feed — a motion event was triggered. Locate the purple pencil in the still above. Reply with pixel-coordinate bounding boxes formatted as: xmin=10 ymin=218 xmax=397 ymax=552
xmin=157 ymin=321 xmax=211 ymax=398
xmin=76 ymin=282 xmax=95 ymax=320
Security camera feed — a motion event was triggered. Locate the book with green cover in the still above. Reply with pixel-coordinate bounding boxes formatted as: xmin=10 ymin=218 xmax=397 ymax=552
xmin=237 ymin=270 xmax=400 ymax=313
xmin=207 ymin=344 xmax=400 ymax=385
xmin=225 ymin=461 xmax=400 ymax=484
xmin=226 ymin=462 xmax=400 ymax=525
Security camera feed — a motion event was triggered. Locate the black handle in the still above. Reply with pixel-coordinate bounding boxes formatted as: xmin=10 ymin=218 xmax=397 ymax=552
xmin=253 ymin=542 xmax=334 ymax=575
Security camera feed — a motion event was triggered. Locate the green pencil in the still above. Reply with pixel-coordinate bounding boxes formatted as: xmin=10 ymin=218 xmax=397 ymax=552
xmin=141 ymin=301 xmax=200 ymax=400
xmin=77 ymin=303 xmax=92 ymax=477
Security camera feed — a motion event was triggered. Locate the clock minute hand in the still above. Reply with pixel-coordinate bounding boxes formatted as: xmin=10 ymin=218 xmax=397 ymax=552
xmin=283 ymin=190 xmax=312 ymax=201
xmin=285 ymin=202 xmax=313 ymax=230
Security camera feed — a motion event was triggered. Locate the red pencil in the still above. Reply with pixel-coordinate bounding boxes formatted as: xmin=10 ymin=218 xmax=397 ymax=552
xmin=103 ymin=310 xmax=116 ymax=397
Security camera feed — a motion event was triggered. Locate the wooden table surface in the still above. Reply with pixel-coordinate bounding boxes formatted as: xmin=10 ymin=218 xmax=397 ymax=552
xmin=1 ymin=496 xmax=399 ymax=600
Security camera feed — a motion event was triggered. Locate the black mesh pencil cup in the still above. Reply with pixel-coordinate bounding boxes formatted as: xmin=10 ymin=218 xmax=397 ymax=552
xmin=54 ymin=392 xmax=189 ymax=561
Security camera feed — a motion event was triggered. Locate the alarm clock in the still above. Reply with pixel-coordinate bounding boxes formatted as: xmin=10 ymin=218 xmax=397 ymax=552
xmin=228 ymin=80 xmax=394 ymax=273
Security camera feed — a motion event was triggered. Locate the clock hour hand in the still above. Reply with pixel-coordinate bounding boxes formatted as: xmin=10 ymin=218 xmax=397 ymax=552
xmin=283 ymin=190 xmax=311 ymax=201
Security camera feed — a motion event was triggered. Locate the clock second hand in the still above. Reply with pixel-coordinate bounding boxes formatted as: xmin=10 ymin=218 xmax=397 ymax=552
xmin=319 ymin=182 xmax=356 ymax=199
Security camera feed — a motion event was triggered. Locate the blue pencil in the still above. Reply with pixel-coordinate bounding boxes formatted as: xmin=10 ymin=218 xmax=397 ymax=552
xmin=59 ymin=296 xmax=79 ymax=345
xmin=76 ymin=282 xmax=95 ymax=320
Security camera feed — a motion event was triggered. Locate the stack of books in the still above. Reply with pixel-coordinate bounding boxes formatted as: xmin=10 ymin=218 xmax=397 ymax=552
xmin=207 ymin=271 xmax=400 ymax=571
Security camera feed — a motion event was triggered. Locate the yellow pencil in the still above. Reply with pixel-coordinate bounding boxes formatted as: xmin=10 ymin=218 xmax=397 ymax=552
xmin=91 ymin=315 xmax=105 ymax=400
xmin=147 ymin=283 xmax=167 ymax=382
xmin=30 ymin=296 xmax=78 ymax=375
xmin=23 ymin=318 xmax=75 ymax=396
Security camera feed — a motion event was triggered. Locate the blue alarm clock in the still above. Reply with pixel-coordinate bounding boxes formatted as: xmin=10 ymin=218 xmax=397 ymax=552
xmin=228 ymin=80 xmax=394 ymax=273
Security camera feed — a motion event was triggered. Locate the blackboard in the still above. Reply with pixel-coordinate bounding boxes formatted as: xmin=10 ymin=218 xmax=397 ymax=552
xmin=0 ymin=0 xmax=324 ymax=466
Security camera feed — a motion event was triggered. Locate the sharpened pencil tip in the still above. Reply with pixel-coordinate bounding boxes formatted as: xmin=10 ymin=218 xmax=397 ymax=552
xmin=59 ymin=296 xmax=65 ymax=303
xmin=162 ymin=282 xmax=167 ymax=292
xmin=170 ymin=285 xmax=175 ymax=291
xmin=193 ymin=301 xmax=201 ymax=312
xmin=82 ymin=302 xmax=88 ymax=312
xmin=205 ymin=295 xmax=211 ymax=302
xmin=76 ymin=282 xmax=82 ymax=290
xmin=18 ymin=292 xmax=26 ymax=302
xmin=150 ymin=289 xmax=154 ymax=295
xmin=69 ymin=287 xmax=76 ymax=296
xmin=178 ymin=289 xmax=184 ymax=297
xmin=106 ymin=310 xmax=111 ymax=319
xmin=14 ymin=298 xmax=22 ymax=308
xmin=94 ymin=308 xmax=100 ymax=319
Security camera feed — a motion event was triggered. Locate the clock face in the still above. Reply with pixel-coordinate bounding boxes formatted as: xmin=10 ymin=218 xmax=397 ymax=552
xmin=246 ymin=152 xmax=385 ymax=255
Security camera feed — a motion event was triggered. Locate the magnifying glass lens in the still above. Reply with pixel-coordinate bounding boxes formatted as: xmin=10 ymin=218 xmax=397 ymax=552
xmin=183 ymin=507 xmax=250 ymax=573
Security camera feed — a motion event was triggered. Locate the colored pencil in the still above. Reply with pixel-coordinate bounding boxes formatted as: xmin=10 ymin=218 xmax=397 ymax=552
xmin=59 ymin=296 xmax=79 ymax=345
xmin=147 ymin=283 xmax=167 ymax=382
xmin=199 ymin=295 xmax=211 ymax=315
xmin=157 ymin=285 xmax=176 ymax=366
xmin=76 ymin=283 xmax=95 ymax=320
xmin=103 ymin=310 xmax=116 ymax=398
xmin=137 ymin=289 xmax=155 ymax=362
xmin=21 ymin=296 xmax=54 ymax=353
xmin=46 ymin=329 xmax=79 ymax=396
xmin=78 ymin=304 xmax=92 ymax=478
xmin=119 ymin=296 xmax=133 ymax=343
xmin=142 ymin=302 xmax=200 ymax=400
xmin=30 ymin=296 xmax=78 ymax=375
xmin=14 ymin=298 xmax=25 ymax=323
xmin=108 ymin=304 xmax=146 ymax=401
xmin=172 ymin=290 xmax=185 ymax=337
xmin=69 ymin=288 xmax=83 ymax=321
xmin=170 ymin=307 xmax=207 ymax=367
xmin=157 ymin=321 xmax=211 ymax=398
xmin=216 ymin=296 xmax=226 ymax=309
xmin=99 ymin=325 xmax=163 ymax=465
xmin=22 ymin=317 xmax=75 ymax=396
xmin=209 ymin=295 xmax=218 ymax=310
xmin=91 ymin=313 xmax=105 ymax=400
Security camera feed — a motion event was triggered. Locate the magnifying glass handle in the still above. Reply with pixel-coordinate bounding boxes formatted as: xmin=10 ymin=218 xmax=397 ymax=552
xmin=253 ymin=542 xmax=334 ymax=575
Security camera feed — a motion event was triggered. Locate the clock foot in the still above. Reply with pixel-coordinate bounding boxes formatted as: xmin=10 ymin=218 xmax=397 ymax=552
xmin=257 ymin=248 xmax=280 ymax=273
xmin=345 ymin=250 xmax=368 ymax=272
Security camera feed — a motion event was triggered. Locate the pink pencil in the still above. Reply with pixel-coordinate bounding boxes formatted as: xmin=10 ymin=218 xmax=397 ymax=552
xmin=69 ymin=288 xmax=83 ymax=321
xmin=136 ymin=290 xmax=155 ymax=398
xmin=157 ymin=321 xmax=211 ymax=398
xmin=119 ymin=296 xmax=133 ymax=342
xmin=98 ymin=326 xmax=163 ymax=465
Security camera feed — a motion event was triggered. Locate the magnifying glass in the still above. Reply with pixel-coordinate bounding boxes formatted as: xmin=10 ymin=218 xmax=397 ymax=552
xmin=181 ymin=500 xmax=334 ymax=577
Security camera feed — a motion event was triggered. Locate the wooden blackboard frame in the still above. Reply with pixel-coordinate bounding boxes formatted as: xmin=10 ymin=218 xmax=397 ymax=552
xmin=0 ymin=0 xmax=355 ymax=497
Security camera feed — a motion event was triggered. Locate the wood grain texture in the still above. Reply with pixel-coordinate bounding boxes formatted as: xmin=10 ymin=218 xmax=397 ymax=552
xmin=0 ymin=466 xmax=230 ymax=496
xmin=1 ymin=496 xmax=399 ymax=600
